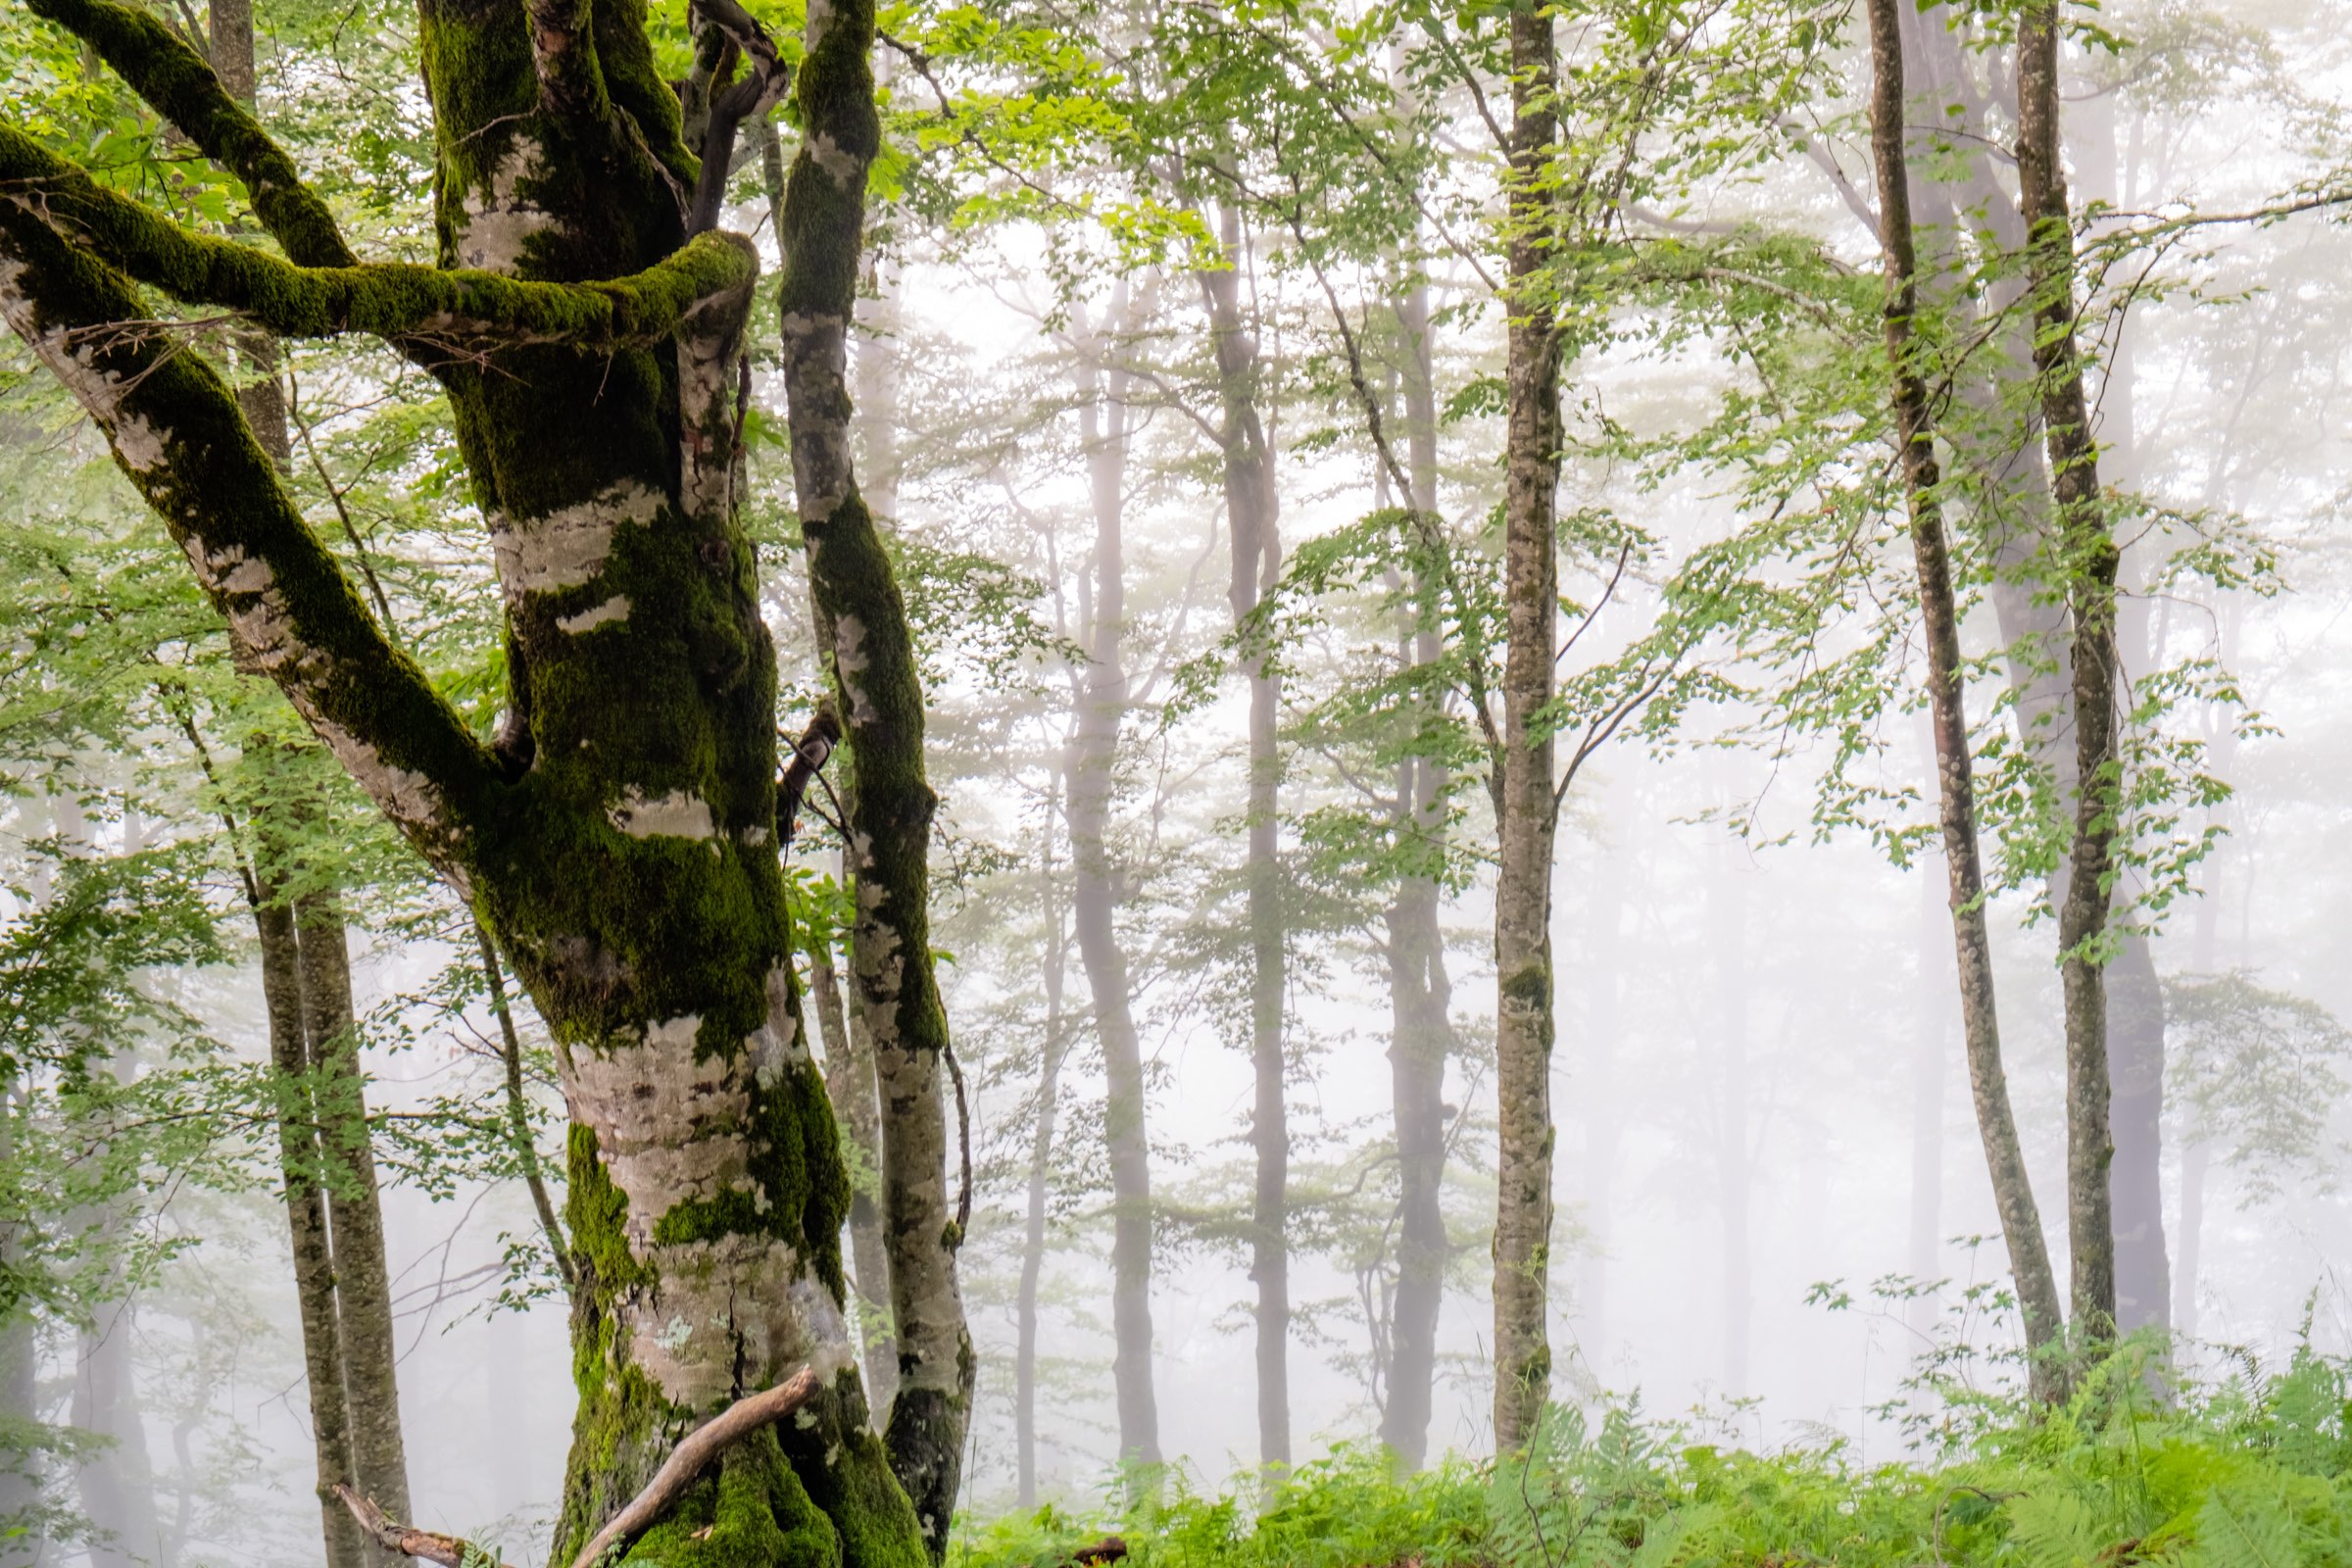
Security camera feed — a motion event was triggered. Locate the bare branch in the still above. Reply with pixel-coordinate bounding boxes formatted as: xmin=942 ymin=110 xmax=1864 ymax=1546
xmin=336 ymin=1485 xmax=516 ymax=1568
xmin=686 ymin=0 xmax=793 ymax=236
xmin=565 ymin=1368 xmax=823 ymax=1568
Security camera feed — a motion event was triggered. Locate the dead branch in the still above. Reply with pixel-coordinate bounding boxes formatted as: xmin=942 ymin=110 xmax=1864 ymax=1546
xmin=778 ymin=699 xmax=844 ymax=852
xmin=335 ymin=1484 xmax=516 ymax=1568
xmin=566 ymin=1367 xmax=823 ymax=1568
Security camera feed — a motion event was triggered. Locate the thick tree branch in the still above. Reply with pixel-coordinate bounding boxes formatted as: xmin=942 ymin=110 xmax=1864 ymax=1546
xmin=25 ymin=0 xmax=355 ymax=268
xmin=0 ymin=207 xmax=497 ymax=882
xmin=335 ymin=1486 xmax=516 ymax=1568
xmin=685 ymin=0 xmax=792 ymax=236
xmin=564 ymin=1368 xmax=821 ymax=1568
xmin=0 ymin=131 xmax=758 ymax=350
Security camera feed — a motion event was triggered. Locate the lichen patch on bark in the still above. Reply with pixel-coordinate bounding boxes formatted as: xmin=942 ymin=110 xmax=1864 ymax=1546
xmin=490 ymin=480 xmax=663 ymax=601
xmin=456 ymin=134 xmax=556 ymax=274
xmin=558 ymin=594 xmax=632 ymax=632
xmin=609 ymin=790 xmax=719 ymax=840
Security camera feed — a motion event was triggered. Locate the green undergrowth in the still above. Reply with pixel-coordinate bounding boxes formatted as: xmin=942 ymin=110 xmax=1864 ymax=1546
xmin=955 ymin=1339 xmax=2352 ymax=1568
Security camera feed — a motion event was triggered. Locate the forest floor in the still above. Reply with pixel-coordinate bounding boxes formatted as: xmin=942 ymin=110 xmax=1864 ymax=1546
xmin=956 ymin=1339 xmax=2349 ymax=1568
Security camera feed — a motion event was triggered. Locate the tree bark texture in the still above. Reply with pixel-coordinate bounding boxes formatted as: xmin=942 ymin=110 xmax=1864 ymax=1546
xmin=1491 ymin=0 xmax=1564 ymax=1455
xmin=1900 ymin=5 xmax=2172 ymax=1343
xmin=1016 ymin=815 xmax=1070 ymax=1510
xmin=72 ymin=1304 xmax=161 ymax=1568
xmin=1865 ymin=0 xmax=2071 ymax=1399
xmin=0 ymin=0 xmax=937 ymax=1559
xmin=808 ymin=897 xmax=900 ymax=1427
xmin=1379 ymin=278 xmax=1450 ymax=1474
xmin=777 ymin=0 xmax=972 ymax=1544
xmin=295 ymin=896 xmax=414 ymax=1539
xmin=2017 ymin=0 xmax=2121 ymax=1345
xmin=1200 ymin=205 xmax=1290 ymax=1477
xmin=1064 ymin=292 xmax=1163 ymax=1473
xmin=255 ymin=890 xmax=367 ymax=1568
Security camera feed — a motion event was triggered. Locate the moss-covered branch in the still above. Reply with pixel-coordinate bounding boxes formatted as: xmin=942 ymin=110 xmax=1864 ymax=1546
xmin=0 ymin=203 xmax=497 ymax=879
xmin=0 ymin=130 xmax=758 ymax=349
xmin=25 ymin=0 xmax=355 ymax=269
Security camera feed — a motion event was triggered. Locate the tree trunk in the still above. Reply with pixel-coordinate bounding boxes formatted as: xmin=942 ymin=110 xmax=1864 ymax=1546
xmin=2018 ymin=0 xmax=2121 ymax=1346
xmin=1016 ymin=804 xmax=1070 ymax=1510
xmin=1200 ymin=204 xmax=1289 ymax=1479
xmin=1379 ymin=275 xmax=1451 ymax=1475
xmin=295 ymin=896 xmax=413 ymax=1544
xmin=1864 ymin=0 xmax=2071 ymax=1399
xmin=255 ymin=890 xmax=367 ymax=1568
xmin=72 ymin=1304 xmax=161 ymax=1568
xmin=779 ymin=7 xmax=972 ymax=1548
xmin=0 ymin=0 xmax=945 ymax=1553
xmin=1491 ymin=1 xmax=1563 ymax=1455
xmin=2174 ymin=1140 xmax=2207 ymax=1340
xmin=1063 ymin=289 xmax=1162 ymax=1475
xmin=807 ymin=882 xmax=899 ymax=1427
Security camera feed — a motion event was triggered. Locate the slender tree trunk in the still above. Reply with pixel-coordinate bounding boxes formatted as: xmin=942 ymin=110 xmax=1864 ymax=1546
xmin=808 ymin=884 xmax=899 ymax=1427
xmin=2174 ymin=1141 xmax=2207 ymax=1340
xmin=2018 ymin=0 xmax=2121 ymax=1346
xmin=1491 ymin=2 xmax=1564 ymax=1454
xmin=1061 ymin=291 xmax=1161 ymax=1476
xmin=1199 ymin=207 xmax=1290 ymax=1478
xmin=1380 ymin=275 xmax=1452 ymax=1476
xmin=255 ymin=890 xmax=367 ymax=1568
xmin=294 ymin=897 xmax=412 ymax=1544
xmin=1863 ymin=0 xmax=2071 ymax=1399
xmin=778 ymin=3 xmax=973 ymax=1544
xmin=1016 ymin=805 xmax=1069 ymax=1510
xmin=476 ymin=923 xmax=573 ymax=1292
xmin=73 ymin=1302 xmax=161 ymax=1568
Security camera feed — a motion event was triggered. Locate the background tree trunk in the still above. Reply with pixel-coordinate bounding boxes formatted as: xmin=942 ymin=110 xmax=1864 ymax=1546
xmin=1016 ymin=797 xmax=1070 ymax=1510
xmin=1379 ymin=274 xmax=1452 ymax=1475
xmin=1200 ymin=207 xmax=1289 ymax=1479
xmin=1868 ymin=0 xmax=2071 ymax=1397
xmin=1491 ymin=0 xmax=1563 ymax=1454
xmin=1063 ymin=292 xmax=1162 ymax=1475
xmin=808 ymin=879 xmax=900 ymax=1427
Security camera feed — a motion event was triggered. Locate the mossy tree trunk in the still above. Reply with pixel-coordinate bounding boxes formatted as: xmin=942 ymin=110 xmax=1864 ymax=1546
xmin=0 ymin=0 xmax=933 ymax=1561
xmin=776 ymin=0 xmax=972 ymax=1549
xmin=1491 ymin=0 xmax=1564 ymax=1455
